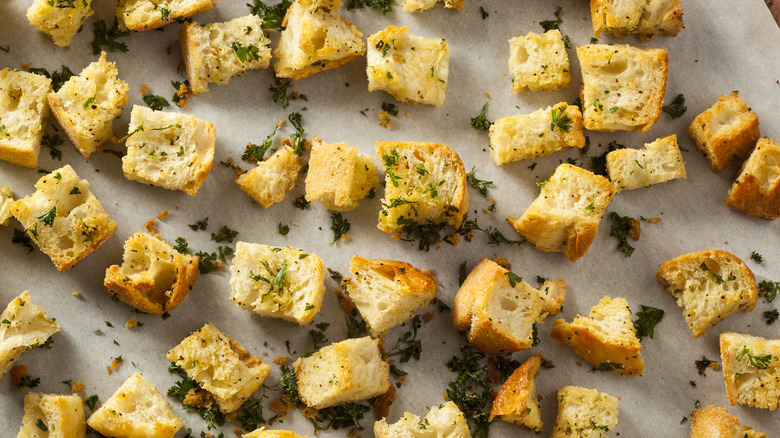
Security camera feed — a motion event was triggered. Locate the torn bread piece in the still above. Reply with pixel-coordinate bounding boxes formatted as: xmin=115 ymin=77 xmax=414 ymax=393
xmin=18 ymin=393 xmax=86 ymax=438
xmin=720 ymin=332 xmax=780 ymax=411
xmin=508 ymin=29 xmax=571 ymax=92
xmin=0 ymin=291 xmax=60 ymax=379
xmin=0 ymin=69 xmax=52 ymax=168
xmin=236 ymin=146 xmax=305 ymax=208
xmin=401 ymin=0 xmax=464 ymax=12
xmin=243 ymin=430 xmax=308 ymax=438
xmin=606 ymin=134 xmax=686 ymax=191
xmin=374 ymin=401 xmax=470 ymax=438
xmin=551 ymin=386 xmax=618 ymax=438
xmin=27 ymin=0 xmax=94 ymax=47
xmin=489 ymin=352 xmax=544 ymax=432
xmin=690 ymin=405 xmax=766 ymax=437
xmin=590 ymin=0 xmax=684 ymax=41
xmin=0 ymin=186 xmax=13 ymax=226
xmin=725 ymin=137 xmax=780 ymax=220
xmin=116 ymin=0 xmax=218 ymax=31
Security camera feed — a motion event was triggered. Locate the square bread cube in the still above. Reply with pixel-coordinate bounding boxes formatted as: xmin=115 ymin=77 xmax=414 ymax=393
xmin=0 ymin=69 xmax=52 ymax=168
xmin=26 ymin=0 xmax=95 ymax=47
xmin=489 ymin=102 xmax=585 ymax=166
xmin=116 ymin=0 xmax=217 ymax=31
xmin=121 ymin=105 xmax=216 ymax=196
xmin=657 ymin=250 xmax=757 ymax=337
xmin=236 ymin=146 xmax=305 ymax=208
xmin=577 ymin=44 xmax=668 ymax=132
xmin=293 ymin=336 xmax=390 ymax=409
xmin=104 ymin=230 xmax=199 ymax=314
xmin=508 ymin=164 xmax=616 ymax=262
xmin=304 ymin=135 xmax=378 ymax=211
xmin=86 ymin=373 xmax=184 ymax=438
xmin=367 ymin=26 xmax=449 ymax=106
xmin=182 ymin=15 xmax=272 ymax=95
xmin=0 ymin=291 xmax=59 ymax=379
xmin=688 ymin=92 xmax=760 ymax=171
xmin=342 ymin=256 xmax=437 ymax=337
xmin=400 ymin=0 xmax=464 ymax=12
xmin=243 ymin=430 xmax=308 ymax=438
xmin=167 ymin=323 xmax=272 ymax=413
xmin=552 ymin=386 xmax=618 ymax=438
xmin=453 ymin=258 xmax=566 ymax=354
xmin=489 ymin=353 xmax=543 ymax=432
xmin=720 ymin=332 xmax=780 ymax=410
xmin=0 ymin=185 xmax=13 ymax=226
xmin=606 ymin=134 xmax=686 ymax=191
xmin=590 ymin=0 xmax=684 ymax=41
xmin=375 ymin=401 xmax=469 ymax=438
xmin=229 ymin=242 xmax=326 ymax=326
xmin=273 ymin=0 xmax=365 ymax=80
xmin=726 ymin=138 xmax=780 ymax=220
xmin=12 ymin=165 xmax=117 ymax=271
xmin=48 ymin=52 xmax=130 ymax=159
xmin=690 ymin=405 xmax=766 ymax=438
xmin=376 ymin=141 xmax=468 ymax=235
xmin=508 ymin=29 xmax=571 ymax=92
xmin=19 ymin=393 xmax=86 ymax=438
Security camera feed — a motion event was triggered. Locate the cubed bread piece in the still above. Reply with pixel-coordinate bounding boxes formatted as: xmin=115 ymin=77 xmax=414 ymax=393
xmin=590 ymin=0 xmax=684 ymax=41
xmin=489 ymin=103 xmax=585 ymax=165
xmin=229 ymin=242 xmax=326 ymax=326
xmin=726 ymin=137 xmax=780 ymax=220
xmin=18 ymin=393 xmax=86 ymax=438
xmin=304 ymin=136 xmax=378 ymax=211
xmin=0 ymin=291 xmax=59 ymax=379
xmin=243 ymin=430 xmax=308 ymax=438
xmin=47 ymin=52 xmax=130 ymax=159
xmin=121 ymin=105 xmax=216 ymax=196
xmin=376 ymin=141 xmax=468 ymax=235
xmin=26 ymin=0 xmax=94 ymax=47
xmin=342 ymin=256 xmax=437 ymax=337
xmin=688 ymin=92 xmax=760 ymax=171
xmin=293 ymin=336 xmax=390 ymax=409
xmin=367 ymin=26 xmax=449 ymax=106
xmin=0 ymin=185 xmax=13 ymax=226
xmin=86 ymin=373 xmax=184 ymax=438
xmin=401 ymin=0 xmax=464 ymax=12
xmin=116 ymin=0 xmax=218 ymax=31
xmin=552 ymin=386 xmax=618 ymax=438
xmin=577 ymin=44 xmax=668 ymax=132
xmin=550 ymin=296 xmax=644 ymax=376
xmin=508 ymin=29 xmax=571 ymax=92
xmin=720 ymin=332 xmax=780 ymax=410
xmin=606 ymin=134 xmax=686 ymax=191
xmin=453 ymin=258 xmax=565 ymax=354
xmin=182 ymin=15 xmax=271 ymax=95
xmin=104 ymin=230 xmax=199 ymax=314
xmin=0 ymin=69 xmax=52 ymax=168
xmin=374 ymin=401 xmax=470 ymax=438
xmin=236 ymin=146 xmax=305 ymax=208
xmin=273 ymin=0 xmax=364 ymax=80
xmin=12 ymin=165 xmax=117 ymax=271
xmin=489 ymin=353 xmax=543 ymax=431
xmin=690 ymin=405 xmax=766 ymax=438
xmin=657 ymin=250 xmax=757 ymax=337
xmin=508 ymin=164 xmax=616 ymax=262
xmin=167 ymin=323 xmax=271 ymax=413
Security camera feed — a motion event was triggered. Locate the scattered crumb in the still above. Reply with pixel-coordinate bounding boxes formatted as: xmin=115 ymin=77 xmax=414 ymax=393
xmin=644 ymin=216 xmax=662 ymax=223
xmin=125 ymin=316 xmax=138 ymax=328
xmin=144 ymin=210 xmax=170 ymax=231
xmin=21 ymin=63 xmax=31 ymax=70
xmin=372 ymin=384 xmax=396 ymax=419
xmin=72 ymin=291 xmax=79 ymax=296
xmin=422 ymin=311 xmax=435 ymax=323
xmin=270 ymin=395 xmax=291 ymax=416
xmin=334 ymin=288 xmax=356 ymax=314
xmin=273 ymin=355 xmax=289 ymax=365
xmin=176 ymin=206 xmax=181 ymax=210
xmin=378 ymin=110 xmax=393 ymax=129
xmin=486 ymin=357 xmax=501 ymax=383
xmin=232 ymin=429 xmax=243 ymax=437
xmin=405 ymin=112 xmax=412 ymax=118
xmin=107 ymin=356 xmax=124 ymax=375
xmin=174 ymin=81 xmax=190 ymax=107
xmin=485 ymin=92 xmax=491 ymax=98
xmin=140 ymin=83 xmax=148 ymax=94
xmin=627 ymin=217 xmax=641 ymax=241
xmin=493 ymin=257 xmax=511 ymax=270
xmin=71 ymin=381 xmax=85 ymax=393
xmin=10 ymin=364 xmax=27 ymax=390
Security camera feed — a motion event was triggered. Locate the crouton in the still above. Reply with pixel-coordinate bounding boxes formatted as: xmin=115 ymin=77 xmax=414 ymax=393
xmin=0 ymin=291 xmax=59 ymax=379
xmin=720 ymin=332 xmax=780 ymax=410
xmin=489 ymin=353 xmax=543 ymax=431
xmin=508 ymin=29 xmax=571 ymax=92
xmin=400 ymin=0 xmax=464 ymax=12
xmin=0 ymin=185 xmax=13 ymax=226
xmin=590 ymin=0 xmax=684 ymax=41
xmin=374 ymin=401 xmax=470 ymax=438
xmin=236 ymin=146 xmax=305 ymax=208
xmin=551 ymin=386 xmax=618 ymax=438
xmin=18 ymin=393 xmax=86 ymax=438
xmin=0 ymin=69 xmax=52 ymax=168
xmin=606 ymin=134 xmax=686 ymax=191
xmin=26 ymin=0 xmax=94 ymax=47
xmin=725 ymin=137 xmax=780 ymax=220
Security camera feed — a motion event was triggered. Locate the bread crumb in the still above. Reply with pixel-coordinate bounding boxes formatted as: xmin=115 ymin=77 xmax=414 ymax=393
xmin=269 ymin=395 xmax=291 ymax=416
xmin=644 ymin=216 xmax=662 ymax=223
xmin=174 ymin=81 xmax=190 ymax=107
xmin=10 ymin=364 xmax=27 ymax=390
xmin=72 ymin=291 xmax=79 ymax=296
xmin=627 ymin=217 xmax=641 ymax=240
xmin=485 ymin=92 xmax=491 ymax=98
xmin=107 ymin=356 xmax=124 ymax=375
xmin=422 ymin=269 xmax=436 ymax=282
xmin=143 ymin=210 xmax=170 ymax=231
xmin=493 ymin=257 xmax=511 ymax=270
xmin=291 ymin=221 xmax=298 ymax=226
xmin=125 ymin=316 xmax=138 ymax=328
xmin=378 ymin=110 xmax=393 ymax=129
xmin=72 ymin=381 xmax=85 ymax=393
xmin=273 ymin=355 xmax=289 ymax=365
xmin=140 ymin=84 xmax=148 ymax=94
xmin=372 ymin=384 xmax=396 ymax=419
xmin=21 ymin=64 xmax=31 ymax=70
xmin=422 ymin=311 xmax=435 ymax=323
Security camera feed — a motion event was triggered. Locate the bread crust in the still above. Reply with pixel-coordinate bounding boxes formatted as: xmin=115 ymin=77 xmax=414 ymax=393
xmin=489 ymin=352 xmax=543 ymax=431
xmin=26 ymin=0 xmax=95 ymax=47
xmin=552 ymin=386 xmax=618 ymax=438
xmin=20 ymin=393 xmax=87 ymax=438
xmin=0 ymin=291 xmax=60 ymax=379
xmin=725 ymin=137 xmax=780 ymax=220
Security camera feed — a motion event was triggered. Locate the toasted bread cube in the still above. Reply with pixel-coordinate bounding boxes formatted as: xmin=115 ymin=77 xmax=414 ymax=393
xmin=86 ymin=373 xmax=184 ymax=438
xmin=342 ymin=256 xmax=436 ymax=337
xmin=590 ymin=0 xmax=684 ymax=41
xmin=0 ymin=186 xmax=13 ymax=226
xmin=236 ymin=146 xmax=305 ymax=208
xmin=552 ymin=386 xmax=618 ymax=438
xmin=182 ymin=15 xmax=271 ymax=95
xmin=376 ymin=141 xmax=468 ymax=235
xmin=0 ymin=291 xmax=59 ymax=379
xmin=167 ymin=323 xmax=271 ymax=413
xmin=401 ymin=0 xmax=464 ymax=12
xmin=304 ymin=136 xmax=378 ymax=211
xmin=116 ymin=0 xmax=217 ymax=31
xmin=550 ymin=296 xmax=644 ymax=376
xmin=508 ymin=30 xmax=571 ymax=92
xmin=720 ymin=332 xmax=780 ymax=411
xmin=577 ymin=44 xmax=668 ymax=132
xmin=0 ymin=70 xmax=52 ymax=169
xmin=726 ymin=138 xmax=780 ymax=220
xmin=293 ymin=336 xmax=390 ymax=409
xmin=243 ymin=430 xmax=308 ymax=438
xmin=375 ymin=401 xmax=470 ymax=438
xmin=229 ymin=242 xmax=326 ymax=326
xmin=367 ymin=26 xmax=449 ymax=106
xmin=690 ymin=405 xmax=766 ymax=438
xmin=606 ymin=134 xmax=686 ymax=191
xmin=26 ymin=0 xmax=94 ymax=47
xmin=47 ymin=53 xmax=129 ymax=159
xmin=104 ymin=231 xmax=199 ymax=314
xmin=121 ymin=105 xmax=215 ymax=196
xmin=453 ymin=258 xmax=565 ymax=354
xmin=273 ymin=0 xmax=364 ymax=80
xmin=657 ymin=250 xmax=757 ymax=338
xmin=489 ymin=103 xmax=585 ymax=165
xmin=12 ymin=165 xmax=117 ymax=271
xmin=19 ymin=393 xmax=86 ymax=438
xmin=689 ymin=92 xmax=760 ymax=171
xmin=508 ymin=164 xmax=616 ymax=262
xmin=489 ymin=353 xmax=543 ymax=431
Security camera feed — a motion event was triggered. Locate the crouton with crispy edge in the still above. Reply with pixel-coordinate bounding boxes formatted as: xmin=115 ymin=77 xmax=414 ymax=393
xmin=590 ymin=0 xmax=684 ymax=41
xmin=720 ymin=332 xmax=780 ymax=411
xmin=508 ymin=29 xmax=571 ymax=92
xmin=116 ymin=0 xmax=218 ymax=32
xmin=236 ymin=146 xmax=305 ymax=208
xmin=489 ymin=352 xmax=544 ymax=431
xmin=27 ymin=0 xmax=94 ymax=47
xmin=606 ymin=134 xmax=686 ymax=191
xmin=690 ymin=405 xmax=766 ymax=437
xmin=0 ymin=69 xmax=51 ymax=168
xmin=0 ymin=291 xmax=59 ymax=379
xmin=725 ymin=137 xmax=780 ymax=220
xmin=18 ymin=393 xmax=86 ymax=438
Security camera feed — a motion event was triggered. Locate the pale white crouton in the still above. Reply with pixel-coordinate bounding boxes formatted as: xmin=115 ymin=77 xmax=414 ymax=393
xmin=26 ymin=0 xmax=94 ymax=47
xmin=551 ymin=386 xmax=618 ymax=438
xmin=236 ymin=146 xmax=305 ymax=208
xmin=18 ymin=393 xmax=86 ymax=438
xmin=726 ymin=137 xmax=780 ymax=220
xmin=720 ymin=332 xmax=780 ymax=411
xmin=489 ymin=353 xmax=543 ymax=432
xmin=116 ymin=0 xmax=218 ymax=31
xmin=508 ymin=29 xmax=570 ymax=92
xmin=374 ymin=401 xmax=470 ymax=438
xmin=590 ymin=0 xmax=684 ymax=41
xmin=690 ymin=405 xmax=766 ymax=438
xmin=401 ymin=0 xmax=464 ymax=12
xmin=0 ymin=185 xmax=13 ymax=226
xmin=0 ymin=292 xmax=59 ymax=380
xmin=606 ymin=134 xmax=686 ymax=191
xmin=0 ymin=69 xmax=52 ymax=168
xmin=243 ymin=430 xmax=308 ymax=438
